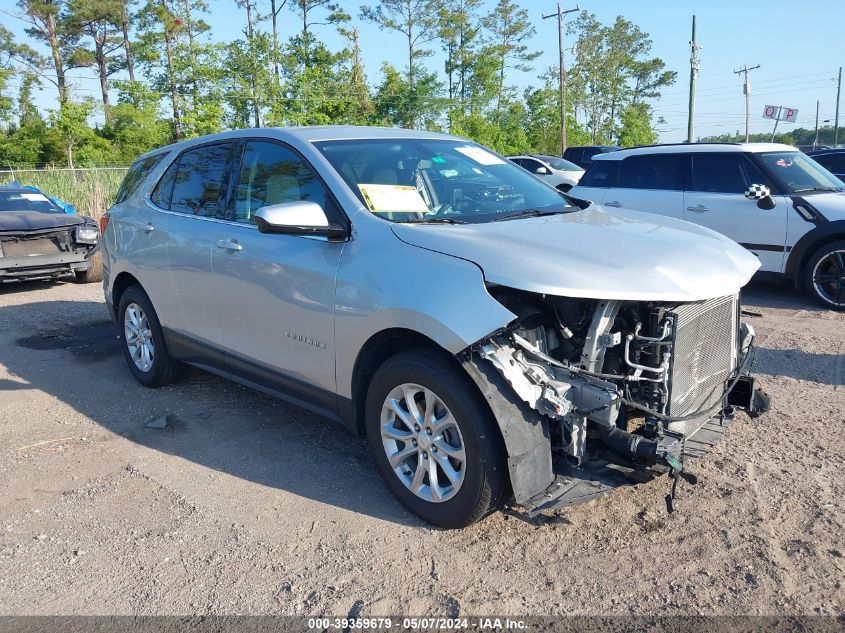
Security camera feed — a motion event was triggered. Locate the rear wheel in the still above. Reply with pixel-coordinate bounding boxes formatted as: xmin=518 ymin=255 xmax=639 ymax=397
xmin=74 ymin=250 xmax=103 ymax=283
xmin=364 ymin=348 xmax=508 ymax=528
xmin=117 ymin=285 xmax=182 ymax=387
xmin=803 ymin=241 xmax=845 ymax=310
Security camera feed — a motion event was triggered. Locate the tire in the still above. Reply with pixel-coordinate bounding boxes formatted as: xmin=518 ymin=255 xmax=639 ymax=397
xmin=364 ymin=348 xmax=509 ymax=528
xmin=74 ymin=250 xmax=103 ymax=283
xmin=802 ymin=240 xmax=845 ymax=311
xmin=117 ymin=285 xmax=183 ymax=387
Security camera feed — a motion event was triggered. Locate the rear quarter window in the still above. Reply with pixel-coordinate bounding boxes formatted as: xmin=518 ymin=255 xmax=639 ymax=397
xmin=578 ymin=160 xmax=619 ymax=188
xmin=115 ymin=153 xmax=166 ymax=203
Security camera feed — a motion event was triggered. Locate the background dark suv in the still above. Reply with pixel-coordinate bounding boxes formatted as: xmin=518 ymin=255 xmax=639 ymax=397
xmin=563 ymin=145 xmax=620 ymax=169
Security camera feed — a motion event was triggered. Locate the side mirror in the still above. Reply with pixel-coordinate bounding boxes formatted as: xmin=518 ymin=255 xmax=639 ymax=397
xmin=744 ymin=184 xmax=776 ymax=210
xmin=254 ymin=201 xmax=347 ymax=240
xmin=535 ymin=166 xmax=550 ymax=175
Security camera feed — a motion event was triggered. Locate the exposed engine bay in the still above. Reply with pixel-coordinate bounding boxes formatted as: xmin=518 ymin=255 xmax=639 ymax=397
xmin=462 ymin=285 xmax=771 ymax=514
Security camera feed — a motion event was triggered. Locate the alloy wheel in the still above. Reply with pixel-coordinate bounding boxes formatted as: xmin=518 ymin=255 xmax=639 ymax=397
xmin=124 ymin=302 xmax=155 ymax=372
xmin=379 ymin=383 xmax=466 ymax=503
xmin=812 ymin=249 xmax=845 ymax=307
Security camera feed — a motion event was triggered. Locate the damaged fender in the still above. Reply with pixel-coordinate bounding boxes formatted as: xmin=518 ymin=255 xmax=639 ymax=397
xmin=462 ymin=352 xmax=554 ymax=504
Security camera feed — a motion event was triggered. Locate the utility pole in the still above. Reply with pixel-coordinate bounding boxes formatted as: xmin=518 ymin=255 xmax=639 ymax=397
xmin=814 ymin=100 xmax=820 ymax=149
xmin=734 ymin=63 xmax=760 ymax=142
xmin=835 ymin=66 xmax=842 ymax=146
xmin=543 ymin=4 xmax=579 ymax=155
xmin=687 ymin=15 xmax=702 ymax=143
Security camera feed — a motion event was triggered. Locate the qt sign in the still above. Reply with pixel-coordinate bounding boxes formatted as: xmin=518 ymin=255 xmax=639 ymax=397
xmin=763 ymin=105 xmax=798 ymax=123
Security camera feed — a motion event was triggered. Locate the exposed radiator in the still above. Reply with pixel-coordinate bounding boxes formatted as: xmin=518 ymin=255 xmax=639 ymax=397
xmin=666 ymin=294 xmax=739 ymax=434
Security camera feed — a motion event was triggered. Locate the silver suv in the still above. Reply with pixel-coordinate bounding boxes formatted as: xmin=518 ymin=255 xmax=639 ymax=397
xmin=103 ymin=127 xmax=769 ymax=527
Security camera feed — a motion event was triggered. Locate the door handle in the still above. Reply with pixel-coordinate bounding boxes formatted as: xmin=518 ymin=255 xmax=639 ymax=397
xmin=216 ymin=238 xmax=243 ymax=252
xmin=604 ymin=200 xmax=623 ymax=208
xmin=686 ymin=205 xmax=709 ymax=213
xmin=143 ymin=222 xmax=155 ymax=233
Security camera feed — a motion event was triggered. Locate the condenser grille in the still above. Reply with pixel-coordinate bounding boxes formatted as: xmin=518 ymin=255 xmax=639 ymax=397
xmin=667 ymin=294 xmax=738 ymax=424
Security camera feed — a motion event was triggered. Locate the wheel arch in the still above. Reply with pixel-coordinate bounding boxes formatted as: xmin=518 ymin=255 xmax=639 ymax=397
xmin=111 ymin=271 xmax=142 ymax=312
xmin=345 ymin=327 xmax=464 ymax=436
xmin=785 ymin=220 xmax=845 ymax=288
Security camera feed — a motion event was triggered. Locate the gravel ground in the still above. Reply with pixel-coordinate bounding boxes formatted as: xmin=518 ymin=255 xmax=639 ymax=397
xmin=0 ymin=277 xmax=842 ymax=616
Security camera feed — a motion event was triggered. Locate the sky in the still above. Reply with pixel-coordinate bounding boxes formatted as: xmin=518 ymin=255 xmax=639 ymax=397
xmin=3 ymin=0 xmax=844 ymax=143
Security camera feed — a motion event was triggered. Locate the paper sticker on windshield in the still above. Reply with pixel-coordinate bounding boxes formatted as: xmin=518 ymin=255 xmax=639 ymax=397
xmin=454 ymin=146 xmax=505 ymax=165
xmin=21 ymin=193 xmax=50 ymax=202
xmin=358 ymin=184 xmax=430 ymax=214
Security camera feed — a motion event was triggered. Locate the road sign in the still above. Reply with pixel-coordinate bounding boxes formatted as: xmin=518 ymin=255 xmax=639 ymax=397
xmin=763 ymin=105 xmax=798 ymax=122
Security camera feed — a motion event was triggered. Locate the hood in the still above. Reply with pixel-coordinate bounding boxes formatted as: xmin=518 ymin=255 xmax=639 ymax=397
xmin=0 ymin=211 xmax=85 ymax=233
xmin=391 ymin=206 xmax=760 ymax=302
xmin=795 ymin=190 xmax=845 ymax=220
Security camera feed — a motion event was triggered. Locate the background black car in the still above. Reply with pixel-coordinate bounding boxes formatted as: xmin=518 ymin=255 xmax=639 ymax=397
xmin=807 ymin=148 xmax=845 ymax=181
xmin=562 ymin=145 xmax=620 ymax=169
xmin=0 ymin=187 xmax=102 ymax=284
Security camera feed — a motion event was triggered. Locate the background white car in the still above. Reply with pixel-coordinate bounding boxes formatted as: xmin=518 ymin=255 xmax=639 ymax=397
xmin=507 ymin=154 xmax=584 ymax=192
xmin=570 ymin=143 xmax=845 ymax=309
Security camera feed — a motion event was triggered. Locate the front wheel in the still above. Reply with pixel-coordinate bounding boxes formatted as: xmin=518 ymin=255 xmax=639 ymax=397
xmin=803 ymin=241 xmax=845 ymax=310
xmin=74 ymin=251 xmax=103 ymax=283
xmin=364 ymin=348 xmax=508 ymax=528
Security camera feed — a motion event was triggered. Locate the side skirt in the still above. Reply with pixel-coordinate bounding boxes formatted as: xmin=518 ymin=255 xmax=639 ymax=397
xmin=164 ymin=329 xmax=353 ymax=427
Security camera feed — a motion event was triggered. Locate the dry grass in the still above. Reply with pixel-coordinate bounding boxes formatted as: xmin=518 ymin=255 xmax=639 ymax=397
xmin=1 ymin=167 xmax=128 ymax=221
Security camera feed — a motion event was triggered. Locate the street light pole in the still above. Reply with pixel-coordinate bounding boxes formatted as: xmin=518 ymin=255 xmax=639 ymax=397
xmin=543 ymin=4 xmax=579 ymax=155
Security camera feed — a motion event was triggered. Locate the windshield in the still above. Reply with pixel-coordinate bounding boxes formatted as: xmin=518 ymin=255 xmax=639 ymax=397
xmin=755 ymin=151 xmax=844 ymax=194
xmin=315 ymin=139 xmax=575 ymax=223
xmin=537 ymin=155 xmax=583 ymax=172
xmin=0 ymin=190 xmax=63 ymax=214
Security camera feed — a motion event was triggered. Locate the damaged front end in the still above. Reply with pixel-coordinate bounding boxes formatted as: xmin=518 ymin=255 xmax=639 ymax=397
xmin=462 ymin=286 xmax=770 ymax=516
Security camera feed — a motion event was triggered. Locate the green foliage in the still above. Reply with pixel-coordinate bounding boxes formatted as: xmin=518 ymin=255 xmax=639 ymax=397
xmin=566 ymin=11 xmax=674 ymax=145
xmin=618 ymin=102 xmax=657 ymax=147
xmin=0 ymin=165 xmax=126 ymax=218
xmin=0 ymin=0 xmax=678 ymax=175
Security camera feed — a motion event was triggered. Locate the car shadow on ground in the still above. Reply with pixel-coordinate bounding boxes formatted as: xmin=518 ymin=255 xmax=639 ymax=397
xmin=741 ymin=276 xmax=844 ymax=385
xmin=1 ymin=299 xmax=425 ymax=527
xmin=753 ymin=347 xmax=845 ymax=386
xmin=741 ymin=275 xmax=825 ymax=312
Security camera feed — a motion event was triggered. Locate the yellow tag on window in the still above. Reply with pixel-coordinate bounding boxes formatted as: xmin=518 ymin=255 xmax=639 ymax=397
xmin=358 ymin=184 xmax=430 ymax=214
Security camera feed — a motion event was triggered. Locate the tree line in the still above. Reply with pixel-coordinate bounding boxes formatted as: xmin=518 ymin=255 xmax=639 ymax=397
xmin=0 ymin=0 xmax=676 ymax=168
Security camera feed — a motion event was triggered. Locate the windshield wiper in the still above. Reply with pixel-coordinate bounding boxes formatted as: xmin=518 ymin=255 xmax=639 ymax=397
xmin=491 ymin=209 xmax=566 ymax=222
xmin=399 ymin=216 xmax=468 ymax=224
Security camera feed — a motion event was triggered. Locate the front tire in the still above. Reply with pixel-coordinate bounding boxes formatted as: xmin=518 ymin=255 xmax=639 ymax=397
xmin=117 ymin=285 xmax=182 ymax=387
xmin=74 ymin=251 xmax=103 ymax=283
xmin=803 ymin=241 xmax=845 ymax=310
xmin=364 ymin=348 xmax=508 ymax=528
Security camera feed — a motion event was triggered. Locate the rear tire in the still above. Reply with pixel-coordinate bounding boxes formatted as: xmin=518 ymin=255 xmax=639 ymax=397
xmin=364 ymin=348 xmax=508 ymax=528
xmin=117 ymin=285 xmax=182 ymax=387
xmin=803 ymin=240 xmax=845 ymax=311
xmin=74 ymin=250 xmax=103 ymax=283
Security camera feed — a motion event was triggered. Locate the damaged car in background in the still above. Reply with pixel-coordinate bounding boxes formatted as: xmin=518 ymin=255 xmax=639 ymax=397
xmin=0 ymin=186 xmax=102 ymax=284
xmin=102 ymin=127 xmax=770 ymax=528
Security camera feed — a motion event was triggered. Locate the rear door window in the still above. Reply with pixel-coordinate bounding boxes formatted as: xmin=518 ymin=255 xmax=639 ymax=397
xmin=578 ymin=161 xmax=619 ymax=187
xmin=167 ymin=143 xmax=234 ymax=218
xmin=618 ymin=155 xmax=681 ymax=190
xmin=690 ymin=153 xmax=765 ymax=193
xmin=115 ymin=153 xmax=166 ymax=203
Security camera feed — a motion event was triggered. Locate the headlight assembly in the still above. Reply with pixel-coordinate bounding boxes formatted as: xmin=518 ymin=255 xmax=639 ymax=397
xmin=75 ymin=226 xmax=99 ymax=244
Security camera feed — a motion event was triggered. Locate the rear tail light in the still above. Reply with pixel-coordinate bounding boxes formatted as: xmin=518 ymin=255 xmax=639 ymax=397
xmin=99 ymin=213 xmax=110 ymax=235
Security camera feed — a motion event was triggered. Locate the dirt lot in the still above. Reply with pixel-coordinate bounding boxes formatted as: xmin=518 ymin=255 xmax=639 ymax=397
xmin=0 ymin=278 xmax=842 ymax=616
